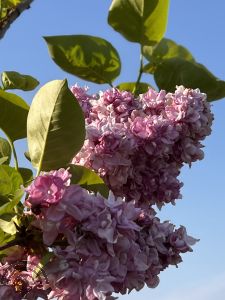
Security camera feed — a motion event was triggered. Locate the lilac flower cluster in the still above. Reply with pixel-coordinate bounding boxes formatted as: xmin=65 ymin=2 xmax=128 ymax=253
xmin=23 ymin=169 xmax=197 ymax=300
xmin=72 ymin=85 xmax=213 ymax=208
xmin=4 ymin=85 xmax=211 ymax=299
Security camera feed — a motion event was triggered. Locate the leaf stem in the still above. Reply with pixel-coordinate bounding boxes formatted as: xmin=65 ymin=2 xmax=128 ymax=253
xmin=108 ymin=82 xmax=114 ymax=88
xmin=0 ymin=0 xmax=35 ymax=39
xmin=133 ymin=47 xmax=144 ymax=94
xmin=9 ymin=138 xmax=19 ymax=171
xmin=3 ymin=132 xmax=19 ymax=171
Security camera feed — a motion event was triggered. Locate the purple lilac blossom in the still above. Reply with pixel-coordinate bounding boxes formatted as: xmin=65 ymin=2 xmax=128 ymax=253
xmin=24 ymin=169 xmax=198 ymax=300
xmin=72 ymin=85 xmax=213 ymax=208
xmin=25 ymin=168 xmax=71 ymax=208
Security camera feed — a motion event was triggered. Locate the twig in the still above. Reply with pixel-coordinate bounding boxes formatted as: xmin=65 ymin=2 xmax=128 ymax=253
xmin=0 ymin=0 xmax=34 ymax=39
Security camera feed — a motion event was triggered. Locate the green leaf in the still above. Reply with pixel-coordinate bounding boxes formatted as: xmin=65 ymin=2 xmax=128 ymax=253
xmin=27 ymin=80 xmax=85 ymax=172
xmin=117 ymin=82 xmax=152 ymax=95
xmin=0 ymin=157 xmax=9 ymax=164
xmin=108 ymin=0 xmax=170 ymax=45
xmin=2 ymin=0 xmax=21 ymax=7
xmin=0 ymin=227 xmax=14 ymax=251
xmin=154 ymin=58 xmax=225 ymax=101
xmin=44 ymin=35 xmax=121 ymax=84
xmin=69 ymin=165 xmax=109 ymax=198
xmin=0 ymin=189 xmax=24 ymax=217
xmin=18 ymin=168 xmax=33 ymax=186
xmin=0 ymin=165 xmax=23 ymax=196
xmin=0 ymin=89 xmax=29 ymax=141
xmin=142 ymin=62 xmax=155 ymax=74
xmin=0 ymin=215 xmax=17 ymax=234
xmin=1 ymin=71 xmax=39 ymax=91
xmin=0 ymin=195 xmax=9 ymax=207
xmin=143 ymin=38 xmax=195 ymax=74
xmin=0 ymin=137 xmax=11 ymax=164
xmin=143 ymin=38 xmax=194 ymax=62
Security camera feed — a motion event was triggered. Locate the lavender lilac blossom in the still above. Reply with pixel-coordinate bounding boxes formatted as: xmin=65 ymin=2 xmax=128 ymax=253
xmin=2 ymin=86 xmax=212 ymax=299
xmin=72 ymin=85 xmax=213 ymax=208
xmin=23 ymin=169 xmax=198 ymax=300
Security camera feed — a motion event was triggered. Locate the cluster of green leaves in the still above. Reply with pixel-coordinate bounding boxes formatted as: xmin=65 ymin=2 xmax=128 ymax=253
xmin=0 ymin=70 xmax=37 ymax=251
xmin=43 ymin=0 xmax=225 ymax=101
xmin=0 ymin=72 xmax=108 ymax=251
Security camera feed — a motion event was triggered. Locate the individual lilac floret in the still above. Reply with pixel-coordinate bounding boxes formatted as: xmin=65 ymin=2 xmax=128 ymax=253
xmin=72 ymin=85 xmax=213 ymax=208
xmin=25 ymin=168 xmax=71 ymax=209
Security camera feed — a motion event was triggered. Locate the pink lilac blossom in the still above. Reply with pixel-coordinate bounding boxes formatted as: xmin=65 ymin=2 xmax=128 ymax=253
xmin=24 ymin=169 xmax=198 ymax=300
xmin=25 ymin=168 xmax=71 ymax=208
xmin=72 ymin=85 xmax=213 ymax=208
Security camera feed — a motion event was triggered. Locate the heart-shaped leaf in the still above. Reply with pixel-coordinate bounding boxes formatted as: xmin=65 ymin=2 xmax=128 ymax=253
xmin=0 ymin=137 xmax=11 ymax=165
xmin=108 ymin=0 xmax=170 ymax=45
xmin=154 ymin=58 xmax=225 ymax=102
xmin=69 ymin=165 xmax=109 ymax=198
xmin=0 ymin=90 xmax=29 ymax=141
xmin=1 ymin=71 xmax=39 ymax=91
xmin=44 ymin=35 xmax=121 ymax=85
xmin=27 ymin=80 xmax=85 ymax=172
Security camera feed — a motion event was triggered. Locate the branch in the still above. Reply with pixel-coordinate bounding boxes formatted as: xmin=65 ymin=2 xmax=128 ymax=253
xmin=0 ymin=0 xmax=34 ymax=39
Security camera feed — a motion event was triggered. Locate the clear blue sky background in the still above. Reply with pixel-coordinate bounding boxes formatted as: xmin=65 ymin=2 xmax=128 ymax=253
xmin=1 ymin=1 xmax=225 ymax=299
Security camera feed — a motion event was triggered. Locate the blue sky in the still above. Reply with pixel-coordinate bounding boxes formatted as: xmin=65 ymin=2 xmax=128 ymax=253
xmin=1 ymin=1 xmax=225 ymax=299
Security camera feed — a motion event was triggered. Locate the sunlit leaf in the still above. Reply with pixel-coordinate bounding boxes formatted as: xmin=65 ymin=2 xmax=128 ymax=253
xmin=1 ymin=71 xmax=39 ymax=91
xmin=108 ymin=0 xmax=170 ymax=45
xmin=154 ymin=58 xmax=225 ymax=101
xmin=27 ymin=80 xmax=85 ymax=172
xmin=0 ymin=214 xmax=17 ymax=234
xmin=44 ymin=35 xmax=121 ymax=84
xmin=0 ymin=89 xmax=29 ymax=141
xmin=4 ymin=189 xmax=24 ymax=213
xmin=69 ymin=165 xmax=109 ymax=198
xmin=0 ymin=165 xmax=23 ymax=196
xmin=143 ymin=38 xmax=195 ymax=74
xmin=0 ymin=157 xmax=8 ymax=164
xmin=143 ymin=38 xmax=194 ymax=62
xmin=117 ymin=81 xmax=152 ymax=95
xmin=0 ymin=137 xmax=11 ymax=164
